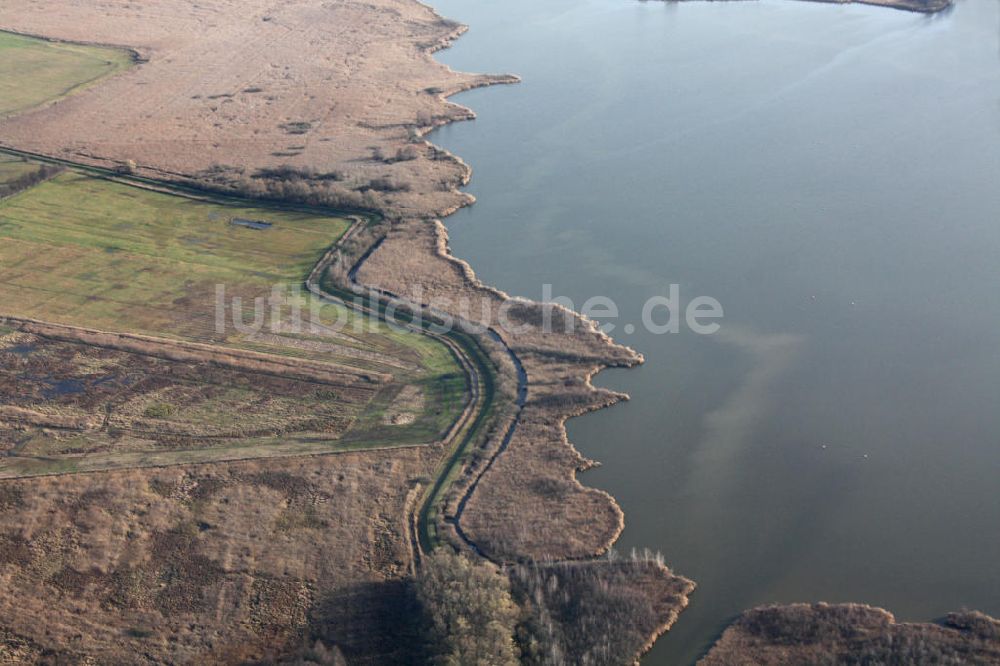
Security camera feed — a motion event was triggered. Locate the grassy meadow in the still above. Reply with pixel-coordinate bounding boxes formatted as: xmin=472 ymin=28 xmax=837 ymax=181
xmin=0 ymin=30 xmax=133 ymax=116
xmin=0 ymin=169 xmax=467 ymax=475
xmin=0 ymin=171 xmax=347 ymax=340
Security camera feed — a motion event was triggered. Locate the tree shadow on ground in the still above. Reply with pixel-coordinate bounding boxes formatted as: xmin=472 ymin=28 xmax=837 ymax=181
xmin=308 ymin=579 xmax=428 ymax=666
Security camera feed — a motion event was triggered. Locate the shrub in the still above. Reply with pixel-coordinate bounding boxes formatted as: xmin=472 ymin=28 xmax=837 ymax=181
xmin=360 ymin=176 xmax=410 ymax=193
xmin=0 ymin=164 xmax=64 ymax=198
xmin=114 ymin=159 xmax=138 ymax=175
xmin=252 ymin=165 xmax=342 ymax=182
xmin=143 ymin=403 xmax=175 ymax=419
xmin=279 ymin=121 xmax=312 ymax=135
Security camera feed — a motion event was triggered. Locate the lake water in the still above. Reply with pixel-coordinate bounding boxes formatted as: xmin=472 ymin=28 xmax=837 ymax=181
xmin=427 ymin=0 xmax=1000 ymax=662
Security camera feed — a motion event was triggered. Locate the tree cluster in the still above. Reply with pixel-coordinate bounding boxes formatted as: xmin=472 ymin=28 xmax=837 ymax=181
xmin=415 ymin=549 xmax=520 ymax=666
xmin=0 ymin=164 xmax=64 ymax=198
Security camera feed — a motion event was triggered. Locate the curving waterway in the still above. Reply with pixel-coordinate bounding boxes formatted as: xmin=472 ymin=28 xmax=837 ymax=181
xmin=428 ymin=0 xmax=1000 ymax=663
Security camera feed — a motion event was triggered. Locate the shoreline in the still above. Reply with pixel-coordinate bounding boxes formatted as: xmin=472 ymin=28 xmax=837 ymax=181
xmin=413 ymin=0 xmax=976 ymax=662
xmin=412 ymin=9 xmax=698 ymax=661
xmin=649 ymin=0 xmax=953 ymax=13
xmin=800 ymin=0 xmax=953 ymax=13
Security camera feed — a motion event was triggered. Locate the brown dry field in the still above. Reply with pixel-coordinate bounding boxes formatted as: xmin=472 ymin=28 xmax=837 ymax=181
xmin=0 ymin=447 xmax=441 ymax=664
xmin=0 ymin=0 xmax=515 ymax=219
xmin=699 ymin=603 xmax=1000 ymax=665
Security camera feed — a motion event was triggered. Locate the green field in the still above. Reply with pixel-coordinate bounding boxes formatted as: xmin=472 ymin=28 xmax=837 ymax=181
xmin=0 ymin=31 xmax=133 ymax=116
xmin=0 ymin=168 xmax=466 ymax=475
xmin=0 ymin=171 xmax=349 ymax=339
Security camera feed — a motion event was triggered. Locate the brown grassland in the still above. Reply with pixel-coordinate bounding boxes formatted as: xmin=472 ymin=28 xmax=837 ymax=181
xmin=0 ymin=448 xmax=442 ymax=664
xmin=699 ymin=604 xmax=1000 ymax=665
xmin=0 ymin=1 xmax=516 ymax=219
